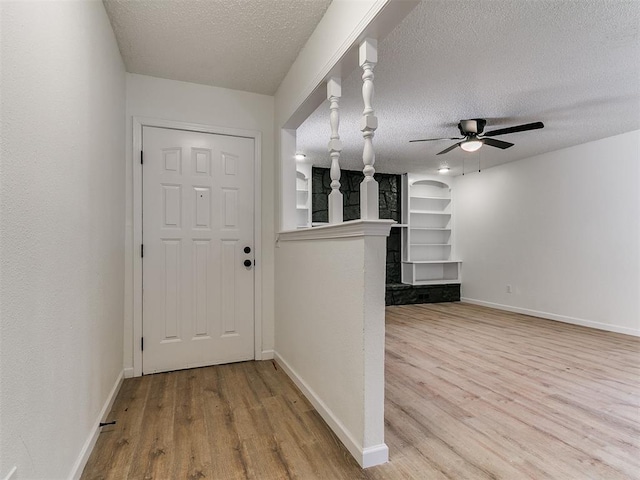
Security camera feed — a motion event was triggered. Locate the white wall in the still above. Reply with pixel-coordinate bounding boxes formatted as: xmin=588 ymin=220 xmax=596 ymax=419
xmin=455 ymin=131 xmax=640 ymax=335
xmin=276 ymin=238 xmax=366 ymax=440
xmin=124 ymin=74 xmax=275 ymax=370
xmin=271 ymin=0 xmax=415 ymax=468
xmin=275 ymin=224 xmax=390 ymax=467
xmin=0 ymin=1 xmax=126 ymax=478
xmin=275 ymin=0 xmax=386 ymax=129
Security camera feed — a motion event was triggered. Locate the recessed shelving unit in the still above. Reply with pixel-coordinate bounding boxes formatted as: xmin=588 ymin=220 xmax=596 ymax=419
xmin=401 ymin=175 xmax=461 ymax=285
xmin=296 ymin=162 xmax=312 ymax=228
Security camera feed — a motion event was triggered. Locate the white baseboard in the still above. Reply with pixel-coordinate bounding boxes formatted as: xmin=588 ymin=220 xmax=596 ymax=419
xmin=2 ymin=466 xmax=17 ymax=480
xmin=274 ymin=352 xmax=388 ymax=468
xmin=68 ymin=370 xmax=124 ymax=480
xmin=261 ymin=349 xmax=274 ymax=360
xmin=123 ymin=367 xmax=134 ymax=378
xmin=461 ymin=298 xmax=640 ymax=337
xmin=362 ymin=444 xmax=390 ymax=468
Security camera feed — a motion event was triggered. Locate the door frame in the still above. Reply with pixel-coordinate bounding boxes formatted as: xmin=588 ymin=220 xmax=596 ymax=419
xmin=132 ymin=116 xmax=263 ymax=377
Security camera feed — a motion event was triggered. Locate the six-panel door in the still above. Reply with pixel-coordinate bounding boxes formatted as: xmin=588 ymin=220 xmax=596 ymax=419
xmin=142 ymin=126 xmax=255 ymax=374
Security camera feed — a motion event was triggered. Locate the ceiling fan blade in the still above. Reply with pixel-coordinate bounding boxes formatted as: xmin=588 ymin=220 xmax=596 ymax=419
xmin=436 ymin=143 xmax=461 ymax=155
xmin=409 ymin=137 xmax=462 ymax=143
xmin=482 ymin=122 xmax=544 ymax=137
xmin=482 ymin=138 xmax=514 ymax=149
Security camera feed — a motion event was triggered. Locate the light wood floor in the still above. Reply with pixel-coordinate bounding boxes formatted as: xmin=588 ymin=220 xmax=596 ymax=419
xmin=82 ymin=303 xmax=640 ymax=479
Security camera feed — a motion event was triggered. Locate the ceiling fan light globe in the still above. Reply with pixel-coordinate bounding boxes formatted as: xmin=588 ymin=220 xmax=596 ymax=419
xmin=438 ymin=167 xmax=450 ymax=174
xmin=460 ymin=140 xmax=483 ymax=152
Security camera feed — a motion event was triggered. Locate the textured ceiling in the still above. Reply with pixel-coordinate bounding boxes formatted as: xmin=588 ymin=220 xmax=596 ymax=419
xmin=297 ymin=0 xmax=640 ymax=176
xmin=103 ymin=0 xmax=332 ymax=95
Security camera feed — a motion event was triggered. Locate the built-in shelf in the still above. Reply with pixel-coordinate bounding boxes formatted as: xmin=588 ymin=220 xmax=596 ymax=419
xmin=409 ymin=227 xmax=451 ymax=231
xmin=410 ymin=243 xmax=451 ymax=246
xmin=401 ymin=175 xmax=461 ymax=285
xmin=296 ymin=208 xmax=309 ymax=228
xmin=404 ymin=260 xmax=458 ymax=264
xmin=296 ymin=163 xmax=312 ymax=228
xmin=410 ymin=196 xmax=452 ymax=201
xmin=296 ymin=189 xmax=309 ymax=209
xmin=402 ymin=279 xmax=461 ymax=286
xmin=409 ymin=211 xmax=451 ymax=216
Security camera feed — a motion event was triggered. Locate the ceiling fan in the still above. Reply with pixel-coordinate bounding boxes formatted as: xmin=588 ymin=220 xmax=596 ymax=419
xmin=410 ymin=119 xmax=544 ymax=155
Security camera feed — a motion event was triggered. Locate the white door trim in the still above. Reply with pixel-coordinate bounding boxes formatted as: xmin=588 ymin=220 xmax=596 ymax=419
xmin=132 ymin=116 xmax=263 ymax=377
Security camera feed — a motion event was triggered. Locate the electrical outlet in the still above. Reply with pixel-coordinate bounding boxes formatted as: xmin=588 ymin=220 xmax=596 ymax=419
xmin=506 ymin=284 xmax=512 ymax=294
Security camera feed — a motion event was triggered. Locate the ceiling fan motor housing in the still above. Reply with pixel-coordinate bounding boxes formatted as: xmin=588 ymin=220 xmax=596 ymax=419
xmin=458 ymin=118 xmax=487 ymax=136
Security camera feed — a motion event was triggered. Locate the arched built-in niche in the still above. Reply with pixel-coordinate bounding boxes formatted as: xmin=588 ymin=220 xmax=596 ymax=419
xmin=401 ymin=176 xmax=461 ymax=284
xmin=296 ymin=166 xmax=311 ymax=228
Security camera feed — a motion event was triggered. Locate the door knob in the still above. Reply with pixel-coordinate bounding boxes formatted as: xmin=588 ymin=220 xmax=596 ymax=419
xmin=244 ymin=259 xmax=252 ymax=267
xmin=244 ymin=246 xmax=251 ymax=254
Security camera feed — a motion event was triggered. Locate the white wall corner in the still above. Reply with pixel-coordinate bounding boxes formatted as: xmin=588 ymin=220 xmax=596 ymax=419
xmin=273 ymin=226 xmax=390 ymax=469
xmin=362 ymin=444 xmax=389 ymax=468
xmin=361 ymin=234 xmax=389 ymax=467
xmin=123 ymin=367 xmax=134 ymax=379
xmin=278 ymin=347 xmax=388 ymax=467
xmin=274 ymin=353 xmax=371 ymax=467
xmin=261 ymin=349 xmax=275 ymax=360
xmin=68 ymin=371 xmax=124 ymax=480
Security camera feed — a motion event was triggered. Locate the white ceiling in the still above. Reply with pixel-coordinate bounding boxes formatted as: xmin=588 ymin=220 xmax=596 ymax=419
xmin=297 ymin=0 xmax=640 ymax=176
xmin=104 ymin=0 xmax=639 ymax=176
xmin=103 ymin=0 xmax=332 ymax=95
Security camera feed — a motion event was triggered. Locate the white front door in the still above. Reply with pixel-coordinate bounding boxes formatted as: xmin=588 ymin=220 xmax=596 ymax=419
xmin=142 ymin=126 xmax=255 ymax=374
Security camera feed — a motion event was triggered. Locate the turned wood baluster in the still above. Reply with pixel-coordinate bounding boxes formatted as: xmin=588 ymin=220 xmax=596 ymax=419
xmin=359 ymin=38 xmax=379 ymax=220
xmin=327 ymin=77 xmax=343 ymax=224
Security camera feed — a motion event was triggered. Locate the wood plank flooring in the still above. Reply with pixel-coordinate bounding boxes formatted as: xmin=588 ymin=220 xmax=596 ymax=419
xmin=82 ymin=303 xmax=640 ymax=479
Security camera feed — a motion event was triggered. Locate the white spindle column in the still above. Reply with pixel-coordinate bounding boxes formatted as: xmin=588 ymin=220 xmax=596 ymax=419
xmin=327 ymin=77 xmax=343 ymax=224
xmin=359 ymin=38 xmax=379 ymax=220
